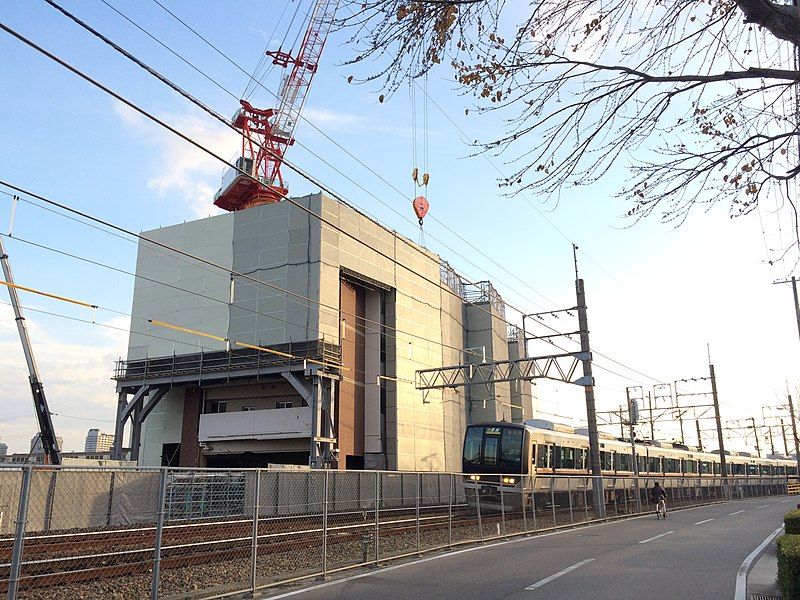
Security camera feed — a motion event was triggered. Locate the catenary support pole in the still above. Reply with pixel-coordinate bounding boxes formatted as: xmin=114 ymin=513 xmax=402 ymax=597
xmin=710 ymin=363 xmax=728 ymax=485
xmin=789 ymin=394 xmax=800 ymax=478
xmin=574 ymin=245 xmax=605 ymax=519
xmin=782 ymin=418 xmax=790 ymax=457
xmin=696 ymin=420 xmax=703 ymax=452
xmin=750 ymin=417 xmax=761 ymax=457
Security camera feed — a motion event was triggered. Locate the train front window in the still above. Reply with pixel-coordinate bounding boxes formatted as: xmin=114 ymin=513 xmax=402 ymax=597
xmin=500 ymin=428 xmax=523 ymax=470
xmin=483 ymin=435 xmax=499 ymax=466
xmin=464 ymin=427 xmax=482 ymax=465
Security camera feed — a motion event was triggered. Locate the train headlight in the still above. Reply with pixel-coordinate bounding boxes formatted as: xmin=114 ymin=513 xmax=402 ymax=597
xmin=502 ymin=477 xmax=517 ymax=484
xmin=469 ymin=475 xmax=481 ymax=481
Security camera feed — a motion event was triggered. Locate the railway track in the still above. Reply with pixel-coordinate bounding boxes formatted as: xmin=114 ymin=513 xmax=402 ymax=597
xmin=1 ymin=505 xmax=521 ymax=593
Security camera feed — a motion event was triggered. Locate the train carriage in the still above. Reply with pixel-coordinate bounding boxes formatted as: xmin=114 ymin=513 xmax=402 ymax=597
xmin=463 ymin=420 xmax=796 ymax=512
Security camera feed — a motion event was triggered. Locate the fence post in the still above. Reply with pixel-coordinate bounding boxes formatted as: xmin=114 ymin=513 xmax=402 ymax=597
xmin=415 ymin=473 xmax=421 ymax=556
xmin=7 ymin=466 xmax=33 ymax=600
xmin=567 ymin=476 xmax=574 ymax=524
xmin=322 ymin=470 xmax=329 ymax=578
xmin=521 ymin=476 xmax=528 ymax=534
xmin=476 ymin=483 xmax=483 ymax=542
xmin=583 ymin=478 xmax=589 ymax=522
xmin=250 ymin=470 xmax=261 ymax=595
xmin=499 ymin=476 xmax=506 ymax=536
xmin=106 ymin=471 xmax=116 ymax=527
xmin=374 ymin=473 xmax=380 ymax=564
xmin=448 ymin=474 xmax=453 ymax=548
xmin=550 ymin=477 xmax=556 ymax=527
xmin=151 ymin=469 xmax=169 ymax=600
xmin=531 ymin=478 xmax=538 ymax=531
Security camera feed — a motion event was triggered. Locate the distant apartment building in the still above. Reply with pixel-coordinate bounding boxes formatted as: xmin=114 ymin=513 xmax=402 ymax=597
xmin=30 ymin=433 xmax=63 ymax=454
xmin=113 ymin=192 xmax=532 ymax=470
xmin=0 ymin=442 xmax=7 ymax=460
xmin=84 ymin=429 xmax=115 ymax=453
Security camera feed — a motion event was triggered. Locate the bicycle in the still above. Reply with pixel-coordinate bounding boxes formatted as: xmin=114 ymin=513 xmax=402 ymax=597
xmin=655 ymin=498 xmax=667 ymax=520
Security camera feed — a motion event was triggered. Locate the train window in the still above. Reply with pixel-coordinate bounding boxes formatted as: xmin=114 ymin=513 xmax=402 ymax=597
xmin=500 ymin=428 xmax=523 ymax=471
xmin=464 ymin=427 xmax=482 ymax=466
xmin=616 ymin=453 xmax=630 ymax=471
xmin=560 ymin=446 xmax=576 ymax=469
xmin=665 ymin=458 xmax=680 ymax=474
xmin=536 ymin=444 xmax=550 ymax=468
xmin=714 ymin=463 xmax=720 ymax=475
xmin=748 ymin=464 xmax=758 ymax=476
xmin=684 ymin=460 xmax=697 ymax=474
xmin=648 ymin=456 xmax=661 ymax=473
xmin=579 ymin=449 xmax=587 ymax=470
xmin=760 ymin=465 xmax=771 ymax=476
xmin=600 ymin=451 xmax=612 ymax=470
xmin=700 ymin=461 xmax=712 ymax=475
xmin=637 ymin=455 xmax=647 ymax=472
xmin=483 ymin=436 xmax=499 ymax=466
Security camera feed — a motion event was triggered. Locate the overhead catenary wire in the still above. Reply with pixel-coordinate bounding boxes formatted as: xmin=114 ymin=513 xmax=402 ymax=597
xmin=0 ymin=15 xmax=657 ymax=387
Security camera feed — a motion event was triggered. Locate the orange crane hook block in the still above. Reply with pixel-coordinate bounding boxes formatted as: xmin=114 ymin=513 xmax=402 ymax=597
xmin=412 ymin=195 xmax=429 ymax=226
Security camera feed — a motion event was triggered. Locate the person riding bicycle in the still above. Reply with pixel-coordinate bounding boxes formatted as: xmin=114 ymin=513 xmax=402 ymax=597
xmin=651 ymin=482 xmax=667 ymax=518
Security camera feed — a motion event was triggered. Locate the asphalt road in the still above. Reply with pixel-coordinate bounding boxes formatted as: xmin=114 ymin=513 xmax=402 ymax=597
xmin=266 ymin=497 xmax=790 ymax=600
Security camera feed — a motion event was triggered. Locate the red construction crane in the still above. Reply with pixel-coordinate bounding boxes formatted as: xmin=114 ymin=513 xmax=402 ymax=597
xmin=213 ymin=0 xmax=339 ymax=211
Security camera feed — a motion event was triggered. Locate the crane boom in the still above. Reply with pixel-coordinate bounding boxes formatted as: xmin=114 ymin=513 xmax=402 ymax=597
xmin=213 ymin=0 xmax=339 ymax=212
xmin=0 ymin=234 xmax=61 ymax=465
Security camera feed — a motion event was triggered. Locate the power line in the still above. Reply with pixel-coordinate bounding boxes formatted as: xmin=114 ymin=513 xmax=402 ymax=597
xmin=0 ymin=18 xmax=656 ymax=388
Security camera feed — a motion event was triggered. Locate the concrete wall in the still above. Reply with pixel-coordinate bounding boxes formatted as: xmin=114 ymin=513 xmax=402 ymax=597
xmin=228 ymin=194 xmax=321 ymax=346
xmin=127 ymin=192 xmax=492 ymax=472
xmin=128 ymin=214 xmax=234 ymax=360
xmin=464 ymin=301 xmax=512 ymax=424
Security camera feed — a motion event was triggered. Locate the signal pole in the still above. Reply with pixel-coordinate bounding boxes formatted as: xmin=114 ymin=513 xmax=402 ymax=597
xmin=574 ymin=244 xmax=605 ymax=519
xmin=696 ymin=420 xmax=703 ymax=451
xmin=647 ymin=392 xmax=655 ymax=440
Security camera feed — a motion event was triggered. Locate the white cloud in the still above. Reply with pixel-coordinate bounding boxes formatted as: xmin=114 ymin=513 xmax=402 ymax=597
xmin=113 ymin=102 xmax=239 ymax=218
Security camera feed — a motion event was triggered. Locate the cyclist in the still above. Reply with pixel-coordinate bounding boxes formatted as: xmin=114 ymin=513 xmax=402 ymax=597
xmin=651 ymin=482 xmax=667 ymax=519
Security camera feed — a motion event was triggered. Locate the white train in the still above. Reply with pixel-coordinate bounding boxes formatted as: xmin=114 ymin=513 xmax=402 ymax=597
xmin=462 ymin=420 xmax=796 ymax=510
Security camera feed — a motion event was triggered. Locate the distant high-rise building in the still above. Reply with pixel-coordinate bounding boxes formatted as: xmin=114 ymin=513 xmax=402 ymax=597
xmin=0 ymin=441 xmax=8 ymax=459
xmin=84 ymin=429 xmax=115 ymax=453
xmin=30 ymin=433 xmax=63 ymax=454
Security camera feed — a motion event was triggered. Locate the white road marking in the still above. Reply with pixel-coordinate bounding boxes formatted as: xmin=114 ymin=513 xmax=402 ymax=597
xmin=638 ymin=531 xmax=674 ymax=544
xmin=782 ymin=500 xmax=791 ymax=503
xmin=734 ymin=526 xmax=784 ymax=600
xmin=694 ymin=518 xmax=714 ymax=525
xmin=756 ymin=504 xmax=769 ymax=509
xmin=729 ymin=510 xmax=745 ymax=515
xmin=524 ymin=559 xmax=595 ymax=590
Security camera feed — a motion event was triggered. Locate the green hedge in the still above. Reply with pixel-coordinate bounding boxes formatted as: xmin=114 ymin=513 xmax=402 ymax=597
xmin=779 ymin=535 xmax=800 ymax=600
xmin=786 ymin=511 xmax=800 ymax=534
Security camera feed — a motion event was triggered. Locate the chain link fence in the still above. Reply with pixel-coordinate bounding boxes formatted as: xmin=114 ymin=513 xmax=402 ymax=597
xmin=0 ymin=466 xmax=790 ymax=599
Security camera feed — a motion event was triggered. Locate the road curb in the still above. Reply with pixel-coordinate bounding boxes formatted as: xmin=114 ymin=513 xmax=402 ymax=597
xmin=735 ymin=525 xmax=783 ymax=600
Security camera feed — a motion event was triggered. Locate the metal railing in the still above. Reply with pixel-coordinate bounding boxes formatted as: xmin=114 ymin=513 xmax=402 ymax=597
xmin=0 ymin=466 xmax=789 ymax=599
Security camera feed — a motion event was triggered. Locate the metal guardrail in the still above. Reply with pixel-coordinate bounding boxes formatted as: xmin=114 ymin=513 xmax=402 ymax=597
xmin=0 ymin=466 xmax=789 ymax=599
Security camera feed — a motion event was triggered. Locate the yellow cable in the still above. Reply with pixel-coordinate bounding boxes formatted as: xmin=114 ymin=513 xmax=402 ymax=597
xmin=0 ymin=279 xmax=97 ymax=309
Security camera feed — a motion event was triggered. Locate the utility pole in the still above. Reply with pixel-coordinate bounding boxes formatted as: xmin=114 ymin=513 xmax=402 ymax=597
xmin=789 ymin=394 xmax=800 ymax=477
xmin=696 ymin=420 xmax=703 ymax=451
xmin=0 ymin=234 xmax=61 ymax=465
xmin=618 ymin=408 xmax=625 ymax=439
xmin=750 ymin=417 xmax=761 ymax=458
xmin=574 ymin=244 xmax=605 ymax=519
xmin=782 ymin=418 xmax=790 ymax=456
xmin=677 ymin=410 xmax=685 ymax=445
xmin=709 ymin=362 xmax=727 ymax=481
xmin=647 ymin=392 xmax=655 ymax=440
xmin=773 ymin=275 xmax=800 ymax=347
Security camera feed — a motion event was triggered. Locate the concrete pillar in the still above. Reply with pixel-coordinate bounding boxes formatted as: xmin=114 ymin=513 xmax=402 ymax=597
xmin=180 ymin=386 xmax=202 ymax=467
xmin=364 ymin=290 xmax=384 ymax=468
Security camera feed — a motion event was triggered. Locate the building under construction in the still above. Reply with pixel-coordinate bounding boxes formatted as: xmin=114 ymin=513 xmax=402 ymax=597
xmin=113 ymin=192 xmax=532 ymax=470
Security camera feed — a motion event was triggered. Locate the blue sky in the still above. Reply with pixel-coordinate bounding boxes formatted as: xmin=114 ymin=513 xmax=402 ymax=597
xmin=0 ymin=0 xmax=798 ymax=455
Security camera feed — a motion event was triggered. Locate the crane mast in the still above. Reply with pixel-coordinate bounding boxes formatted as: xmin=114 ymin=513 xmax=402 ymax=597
xmin=0 ymin=235 xmax=61 ymax=465
xmin=213 ymin=0 xmax=339 ymax=212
